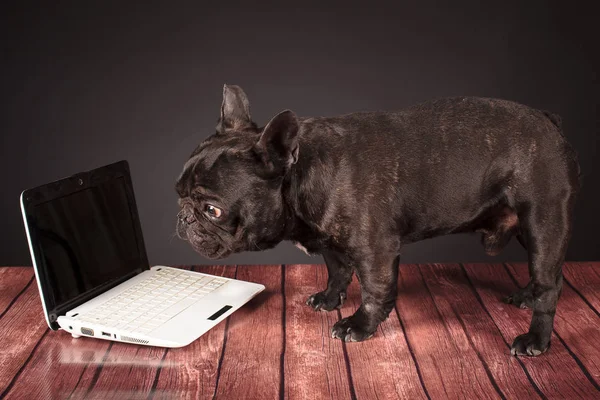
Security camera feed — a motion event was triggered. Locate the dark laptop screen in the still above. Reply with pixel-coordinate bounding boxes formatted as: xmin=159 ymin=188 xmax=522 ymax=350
xmin=29 ymin=176 xmax=144 ymax=311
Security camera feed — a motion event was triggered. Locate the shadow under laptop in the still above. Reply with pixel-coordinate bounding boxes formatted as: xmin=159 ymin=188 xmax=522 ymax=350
xmin=243 ymin=288 xmax=274 ymax=312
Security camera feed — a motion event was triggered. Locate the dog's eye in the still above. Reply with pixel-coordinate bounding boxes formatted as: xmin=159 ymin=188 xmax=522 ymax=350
xmin=205 ymin=204 xmax=223 ymax=219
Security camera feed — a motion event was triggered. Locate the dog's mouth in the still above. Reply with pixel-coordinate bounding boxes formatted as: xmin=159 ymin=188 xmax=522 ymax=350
xmin=176 ymin=220 xmax=231 ymax=260
xmin=188 ymin=237 xmax=231 ymax=259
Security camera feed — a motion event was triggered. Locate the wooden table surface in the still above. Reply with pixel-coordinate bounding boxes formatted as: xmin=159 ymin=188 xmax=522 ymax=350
xmin=1 ymin=263 xmax=599 ymax=399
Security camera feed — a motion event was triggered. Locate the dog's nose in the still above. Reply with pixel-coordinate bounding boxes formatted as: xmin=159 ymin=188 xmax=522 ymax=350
xmin=178 ymin=211 xmax=197 ymax=225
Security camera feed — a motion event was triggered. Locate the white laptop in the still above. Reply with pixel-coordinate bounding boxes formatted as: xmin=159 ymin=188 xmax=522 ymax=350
xmin=20 ymin=160 xmax=264 ymax=348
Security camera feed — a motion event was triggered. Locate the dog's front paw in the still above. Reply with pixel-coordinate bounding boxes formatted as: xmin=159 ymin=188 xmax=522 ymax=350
xmin=331 ymin=316 xmax=374 ymax=342
xmin=504 ymin=287 xmax=535 ymax=309
xmin=306 ymin=290 xmax=346 ymax=311
xmin=510 ymin=332 xmax=549 ymax=356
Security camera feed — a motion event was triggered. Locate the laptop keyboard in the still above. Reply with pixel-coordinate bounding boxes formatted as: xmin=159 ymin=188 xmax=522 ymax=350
xmin=76 ymin=268 xmax=228 ymax=335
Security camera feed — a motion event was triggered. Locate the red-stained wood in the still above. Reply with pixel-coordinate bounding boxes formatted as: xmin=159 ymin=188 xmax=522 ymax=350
xmin=395 ymin=264 xmax=501 ymax=399
xmin=4 ymin=334 xmax=111 ymax=400
xmin=0 ymin=279 xmax=49 ymax=397
xmin=419 ymin=263 xmax=542 ymax=399
xmin=340 ymin=273 xmax=428 ymax=399
xmin=506 ymin=262 xmax=600 ymax=388
xmin=212 ymin=265 xmax=283 ymax=400
xmin=151 ymin=265 xmax=237 ymax=400
xmin=283 ymin=264 xmax=351 ymax=400
xmin=0 ymin=267 xmax=34 ymax=316
xmin=464 ymin=263 xmax=600 ymax=398
xmin=563 ymin=262 xmax=600 ymax=314
xmin=2 ymin=264 xmax=600 ymax=399
xmin=69 ymin=342 xmax=167 ymax=399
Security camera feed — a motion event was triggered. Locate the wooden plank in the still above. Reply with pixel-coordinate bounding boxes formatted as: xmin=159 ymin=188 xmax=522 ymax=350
xmin=464 ymin=263 xmax=600 ymax=398
xmin=563 ymin=262 xmax=600 ymax=315
xmin=283 ymin=264 xmax=352 ymax=400
xmin=395 ymin=264 xmax=501 ymax=399
xmin=419 ymin=263 xmax=541 ymax=399
xmin=213 ymin=265 xmax=283 ymax=400
xmin=339 ymin=270 xmax=428 ymax=399
xmin=3 ymin=333 xmax=112 ymax=400
xmin=506 ymin=262 xmax=600 ymax=389
xmin=65 ymin=343 xmax=167 ymax=399
xmin=150 ymin=265 xmax=237 ymax=400
xmin=0 ymin=267 xmax=34 ymax=317
xmin=0 ymin=279 xmax=49 ymax=397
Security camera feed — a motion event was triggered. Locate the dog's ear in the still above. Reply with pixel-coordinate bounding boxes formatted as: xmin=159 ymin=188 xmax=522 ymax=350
xmin=216 ymin=84 xmax=256 ymax=133
xmin=254 ymin=110 xmax=299 ymax=171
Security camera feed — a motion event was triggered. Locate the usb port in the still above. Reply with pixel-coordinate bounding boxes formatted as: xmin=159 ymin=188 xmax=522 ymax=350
xmin=101 ymin=331 xmax=111 ymax=337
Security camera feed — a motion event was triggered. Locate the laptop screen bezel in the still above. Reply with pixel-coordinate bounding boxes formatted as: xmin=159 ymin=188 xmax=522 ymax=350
xmin=20 ymin=160 xmax=150 ymax=330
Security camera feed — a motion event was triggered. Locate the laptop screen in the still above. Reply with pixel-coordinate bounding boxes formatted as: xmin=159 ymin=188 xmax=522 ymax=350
xmin=28 ymin=176 xmax=144 ymax=313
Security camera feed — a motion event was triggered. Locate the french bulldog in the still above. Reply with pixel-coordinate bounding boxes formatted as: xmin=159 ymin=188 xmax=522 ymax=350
xmin=175 ymin=85 xmax=581 ymax=356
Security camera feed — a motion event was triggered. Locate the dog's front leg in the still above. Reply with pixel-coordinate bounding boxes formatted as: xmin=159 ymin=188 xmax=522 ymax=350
xmin=306 ymin=251 xmax=353 ymax=311
xmin=331 ymin=252 xmax=400 ymax=342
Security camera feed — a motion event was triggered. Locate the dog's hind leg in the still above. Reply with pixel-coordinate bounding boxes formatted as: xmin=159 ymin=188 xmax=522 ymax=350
xmin=510 ymin=194 xmax=576 ymax=356
xmin=476 ymin=206 xmax=537 ymax=309
xmin=504 ymin=232 xmax=535 ymax=309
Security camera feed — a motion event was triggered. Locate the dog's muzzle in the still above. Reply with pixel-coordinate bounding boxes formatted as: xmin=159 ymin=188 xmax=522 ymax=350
xmin=176 ymin=206 xmax=230 ymax=259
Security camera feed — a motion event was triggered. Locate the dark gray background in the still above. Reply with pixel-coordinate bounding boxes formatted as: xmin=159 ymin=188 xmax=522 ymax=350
xmin=2 ymin=1 xmax=597 ymax=266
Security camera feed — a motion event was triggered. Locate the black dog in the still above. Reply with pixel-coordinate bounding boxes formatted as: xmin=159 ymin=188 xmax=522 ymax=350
xmin=176 ymin=85 xmax=580 ymax=356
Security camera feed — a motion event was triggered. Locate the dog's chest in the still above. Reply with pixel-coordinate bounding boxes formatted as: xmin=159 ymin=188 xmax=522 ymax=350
xmin=292 ymin=237 xmax=329 ymax=256
xmin=294 ymin=242 xmax=312 ymax=256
